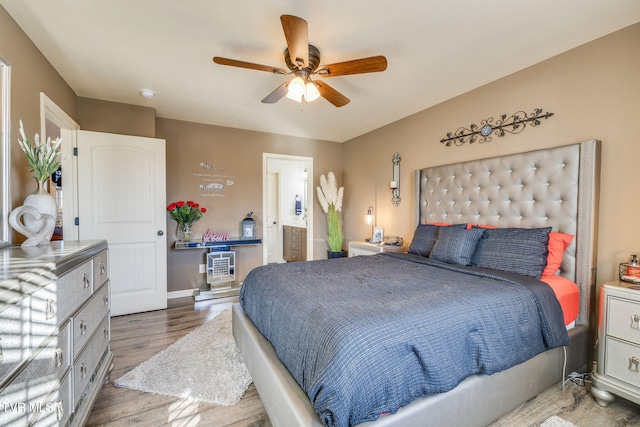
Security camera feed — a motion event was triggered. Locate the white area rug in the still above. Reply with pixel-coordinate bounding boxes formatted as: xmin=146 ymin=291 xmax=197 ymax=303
xmin=114 ymin=308 xmax=252 ymax=406
xmin=540 ymin=415 xmax=578 ymax=427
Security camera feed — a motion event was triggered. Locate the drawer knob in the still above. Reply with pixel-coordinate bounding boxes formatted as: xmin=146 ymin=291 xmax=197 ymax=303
xmin=83 ymin=273 xmax=90 ymax=289
xmin=79 ymin=320 xmax=87 ymax=336
xmin=103 ymin=327 xmax=109 ymax=340
xmin=632 ymin=315 xmax=640 ymax=330
xmin=80 ymin=363 xmax=87 ymax=379
xmin=45 ymin=299 xmax=56 ymax=320
xmin=629 ymin=356 xmax=640 ymax=372
xmin=103 ymin=295 xmax=109 ymax=306
xmin=55 ymin=347 xmax=64 ymax=368
xmin=100 ymin=262 xmax=107 ymax=276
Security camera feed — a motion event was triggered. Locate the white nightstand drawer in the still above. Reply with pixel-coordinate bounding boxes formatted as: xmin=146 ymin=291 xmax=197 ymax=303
xmin=607 ymin=296 xmax=640 ymax=344
xmin=605 ymin=337 xmax=640 ymax=387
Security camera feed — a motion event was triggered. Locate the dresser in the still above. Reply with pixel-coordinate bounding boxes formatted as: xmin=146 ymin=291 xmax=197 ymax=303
xmin=348 ymin=241 xmax=405 ymax=257
xmin=283 ymin=226 xmax=306 ymax=262
xmin=0 ymin=240 xmax=112 ymax=427
xmin=591 ymin=280 xmax=640 ymax=407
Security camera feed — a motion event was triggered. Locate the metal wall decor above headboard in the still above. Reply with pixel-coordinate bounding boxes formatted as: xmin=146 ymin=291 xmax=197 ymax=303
xmin=440 ymin=108 xmax=554 ymax=147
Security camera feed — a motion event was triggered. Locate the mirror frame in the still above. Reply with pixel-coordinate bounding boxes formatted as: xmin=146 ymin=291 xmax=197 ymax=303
xmin=0 ymin=56 xmax=10 ymax=248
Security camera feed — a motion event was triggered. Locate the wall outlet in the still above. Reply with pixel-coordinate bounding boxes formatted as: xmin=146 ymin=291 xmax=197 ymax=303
xmin=199 ymin=263 xmax=206 ymax=274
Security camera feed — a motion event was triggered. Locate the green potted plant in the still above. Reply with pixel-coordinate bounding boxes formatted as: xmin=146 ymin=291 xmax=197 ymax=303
xmin=316 ymin=171 xmax=345 ymax=258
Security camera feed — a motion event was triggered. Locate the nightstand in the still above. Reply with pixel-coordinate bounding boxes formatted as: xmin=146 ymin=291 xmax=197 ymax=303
xmin=591 ymin=280 xmax=640 ymax=407
xmin=348 ymin=241 xmax=404 ymax=257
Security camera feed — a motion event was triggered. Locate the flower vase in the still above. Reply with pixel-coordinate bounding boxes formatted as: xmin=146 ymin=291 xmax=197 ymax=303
xmin=22 ymin=180 xmax=57 ymax=238
xmin=177 ymin=223 xmax=194 ymax=242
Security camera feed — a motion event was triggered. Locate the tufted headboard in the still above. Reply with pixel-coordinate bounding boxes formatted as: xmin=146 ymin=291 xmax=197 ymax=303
xmin=414 ymin=140 xmax=600 ymax=325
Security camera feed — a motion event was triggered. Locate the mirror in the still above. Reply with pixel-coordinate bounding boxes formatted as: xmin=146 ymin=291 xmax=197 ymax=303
xmin=0 ymin=56 xmax=10 ymax=247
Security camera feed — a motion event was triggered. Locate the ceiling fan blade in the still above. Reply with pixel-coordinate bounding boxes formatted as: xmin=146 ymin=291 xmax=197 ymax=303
xmin=315 ymin=81 xmax=350 ymax=107
xmin=213 ymin=57 xmax=287 ymax=74
xmin=261 ymin=82 xmax=289 ymax=104
xmin=317 ymin=56 xmax=387 ymax=77
xmin=280 ymin=15 xmax=309 ymax=69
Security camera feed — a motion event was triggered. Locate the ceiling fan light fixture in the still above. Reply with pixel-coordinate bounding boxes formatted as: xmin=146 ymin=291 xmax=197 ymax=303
xmin=287 ymin=76 xmax=306 ymax=98
xmin=305 ymin=81 xmax=320 ymax=102
xmin=286 ymin=90 xmax=303 ymax=103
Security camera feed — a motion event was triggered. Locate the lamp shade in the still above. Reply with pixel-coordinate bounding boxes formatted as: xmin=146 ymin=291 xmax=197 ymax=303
xmin=365 ymin=206 xmax=374 ymax=225
xmin=287 ymin=76 xmax=305 ymax=102
xmin=305 ymin=82 xmax=320 ymax=102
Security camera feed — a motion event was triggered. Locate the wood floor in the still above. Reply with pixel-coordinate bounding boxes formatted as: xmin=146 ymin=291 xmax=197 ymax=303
xmin=87 ymin=297 xmax=640 ymax=427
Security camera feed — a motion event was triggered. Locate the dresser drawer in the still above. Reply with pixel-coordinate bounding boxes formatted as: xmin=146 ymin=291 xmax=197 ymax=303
xmin=29 ymin=260 xmax=93 ymax=350
xmin=0 ymin=295 xmax=30 ymax=386
xmin=73 ymin=314 xmax=110 ymax=410
xmin=607 ymin=296 xmax=640 ymax=344
xmin=30 ymin=370 xmax=73 ymax=427
xmin=93 ymin=249 xmax=109 ymax=288
xmin=604 ymin=336 xmax=640 ymax=387
xmin=72 ymin=282 xmax=110 ymax=360
xmin=0 ymin=326 xmax=71 ymax=427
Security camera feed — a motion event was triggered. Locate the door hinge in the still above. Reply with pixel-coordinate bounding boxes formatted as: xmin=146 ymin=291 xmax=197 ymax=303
xmin=73 ymin=147 xmax=78 ymax=156
xmin=75 ymin=217 xmax=79 ymax=226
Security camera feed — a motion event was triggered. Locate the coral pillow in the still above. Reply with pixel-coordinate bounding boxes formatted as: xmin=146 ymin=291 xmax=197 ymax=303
xmin=543 ymin=232 xmax=574 ymax=276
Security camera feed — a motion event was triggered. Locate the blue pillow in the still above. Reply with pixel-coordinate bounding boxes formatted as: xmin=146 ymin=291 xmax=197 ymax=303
xmin=408 ymin=223 xmax=467 ymax=257
xmin=471 ymin=227 xmax=552 ymax=279
xmin=429 ymin=226 xmax=484 ymax=266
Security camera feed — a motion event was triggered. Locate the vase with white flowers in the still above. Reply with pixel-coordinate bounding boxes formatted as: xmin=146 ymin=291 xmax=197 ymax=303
xmin=316 ymin=171 xmax=345 ymax=258
xmin=17 ymin=120 xmax=61 ymax=236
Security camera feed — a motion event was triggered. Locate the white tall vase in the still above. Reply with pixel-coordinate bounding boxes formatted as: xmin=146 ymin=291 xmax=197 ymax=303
xmin=23 ymin=180 xmax=57 ymax=239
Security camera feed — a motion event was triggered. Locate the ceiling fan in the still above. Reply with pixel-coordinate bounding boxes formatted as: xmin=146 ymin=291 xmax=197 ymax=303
xmin=213 ymin=15 xmax=387 ymax=107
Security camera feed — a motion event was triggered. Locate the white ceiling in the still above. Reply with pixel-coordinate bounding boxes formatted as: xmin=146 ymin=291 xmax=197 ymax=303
xmin=2 ymin=1 xmax=640 ymax=143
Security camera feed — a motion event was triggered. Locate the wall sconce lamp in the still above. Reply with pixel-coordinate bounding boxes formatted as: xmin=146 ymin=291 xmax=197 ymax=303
xmin=365 ymin=206 xmax=374 ymax=241
xmin=391 ymin=152 xmax=401 ymax=206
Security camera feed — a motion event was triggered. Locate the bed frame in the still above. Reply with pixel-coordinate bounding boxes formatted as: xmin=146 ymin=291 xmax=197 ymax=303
xmin=232 ymin=140 xmax=601 ymax=427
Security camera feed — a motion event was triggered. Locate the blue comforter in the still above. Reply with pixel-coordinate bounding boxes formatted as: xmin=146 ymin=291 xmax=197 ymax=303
xmin=240 ymin=253 xmax=569 ymax=427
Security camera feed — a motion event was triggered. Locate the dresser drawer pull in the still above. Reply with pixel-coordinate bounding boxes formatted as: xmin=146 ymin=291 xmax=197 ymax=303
xmin=45 ymin=299 xmax=56 ymax=320
xmin=79 ymin=320 xmax=87 ymax=336
xmin=103 ymin=327 xmax=109 ymax=340
xmin=80 ymin=363 xmax=87 ymax=379
xmin=0 ymin=337 xmax=3 ymax=364
xmin=55 ymin=347 xmax=64 ymax=368
xmin=629 ymin=356 xmax=640 ymax=372
xmin=632 ymin=315 xmax=640 ymax=330
xmin=55 ymin=401 xmax=64 ymax=421
xmin=100 ymin=262 xmax=107 ymax=276
xmin=83 ymin=273 xmax=90 ymax=289
xmin=103 ymin=295 xmax=109 ymax=306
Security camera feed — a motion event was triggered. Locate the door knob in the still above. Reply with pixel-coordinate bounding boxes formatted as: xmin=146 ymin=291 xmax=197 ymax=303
xmin=157 ymin=230 xmax=164 ymax=236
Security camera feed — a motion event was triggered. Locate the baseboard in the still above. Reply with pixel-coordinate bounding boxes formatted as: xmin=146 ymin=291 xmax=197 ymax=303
xmin=167 ymin=289 xmax=197 ymax=299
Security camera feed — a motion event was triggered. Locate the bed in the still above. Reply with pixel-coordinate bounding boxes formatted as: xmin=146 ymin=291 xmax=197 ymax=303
xmin=232 ymin=140 xmax=601 ymax=427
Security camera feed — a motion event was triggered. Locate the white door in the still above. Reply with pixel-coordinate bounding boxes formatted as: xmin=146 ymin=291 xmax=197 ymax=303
xmin=77 ymin=130 xmax=167 ymax=316
xmin=266 ymin=171 xmax=280 ymax=263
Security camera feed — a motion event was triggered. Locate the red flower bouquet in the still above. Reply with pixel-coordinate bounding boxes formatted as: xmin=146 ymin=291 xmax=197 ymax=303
xmin=167 ymin=200 xmax=206 ymax=225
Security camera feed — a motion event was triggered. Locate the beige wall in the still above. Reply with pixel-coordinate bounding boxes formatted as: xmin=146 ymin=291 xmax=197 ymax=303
xmin=342 ymin=23 xmax=640 ymax=287
xmin=156 ymin=118 xmax=342 ymax=292
xmin=0 ymin=6 xmax=77 ymax=242
xmin=77 ymin=97 xmax=156 ymax=138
